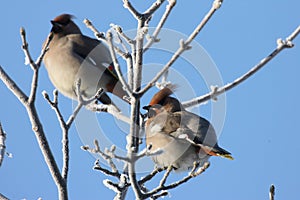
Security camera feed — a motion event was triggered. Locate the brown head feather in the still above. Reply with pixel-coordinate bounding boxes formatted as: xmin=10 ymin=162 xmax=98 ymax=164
xmin=52 ymin=14 xmax=74 ymax=24
xmin=149 ymin=86 xmax=176 ymax=106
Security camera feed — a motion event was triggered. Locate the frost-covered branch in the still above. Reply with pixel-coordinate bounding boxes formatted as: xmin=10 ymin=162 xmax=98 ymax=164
xmin=122 ymin=0 xmax=142 ymax=20
xmin=139 ymin=167 xmax=168 ymax=185
xmin=182 ymin=25 xmax=300 ymax=108
xmin=269 ymin=185 xmax=275 ymax=200
xmin=83 ymin=18 xmax=105 ymax=39
xmin=144 ymin=0 xmax=166 ymax=18
xmin=139 ymin=0 xmax=224 ymax=96
xmin=107 ymin=31 xmax=134 ymax=97
xmin=42 ymin=87 xmax=86 ymax=181
xmin=20 ymin=28 xmax=53 ymax=103
xmin=110 ymin=24 xmax=135 ymax=89
xmin=0 ymin=123 xmax=6 ymax=167
xmin=82 ymin=140 xmax=126 ymax=172
xmin=93 ymin=159 xmax=121 ymax=179
xmin=144 ymin=0 xmax=176 ymax=52
xmin=0 ymin=29 xmax=68 ymax=200
xmin=144 ymin=162 xmax=210 ymax=199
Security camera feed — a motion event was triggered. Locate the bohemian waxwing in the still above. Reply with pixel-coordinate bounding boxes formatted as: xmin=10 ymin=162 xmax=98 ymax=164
xmin=43 ymin=14 xmax=128 ymax=105
xmin=143 ymin=87 xmax=233 ymax=171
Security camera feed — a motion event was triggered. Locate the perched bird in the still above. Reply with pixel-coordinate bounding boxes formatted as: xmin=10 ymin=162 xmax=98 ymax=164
xmin=143 ymin=87 xmax=233 ymax=171
xmin=43 ymin=14 xmax=128 ymax=106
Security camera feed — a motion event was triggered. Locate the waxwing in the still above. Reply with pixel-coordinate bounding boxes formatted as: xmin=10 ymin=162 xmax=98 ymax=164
xmin=143 ymin=87 xmax=233 ymax=171
xmin=43 ymin=14 xmax=128 ymax=105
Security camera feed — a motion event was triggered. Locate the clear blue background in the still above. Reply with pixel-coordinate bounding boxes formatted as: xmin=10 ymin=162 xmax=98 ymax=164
xmin=0 ymin=1 xmax=299 ymax=199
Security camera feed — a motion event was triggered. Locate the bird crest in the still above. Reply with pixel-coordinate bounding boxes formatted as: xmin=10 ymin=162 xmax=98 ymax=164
xmin=149 ymin=85 xmax=177 ymax=106
xmin=52 ymin=14 xmax=74 ymax=24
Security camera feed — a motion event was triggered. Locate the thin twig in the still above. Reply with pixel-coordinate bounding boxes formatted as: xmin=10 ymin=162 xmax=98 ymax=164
xmin=145 ymin=162 xmax=210 ymax=198
xmin=84 ymin=19 xmax=135 ymax=90
xmin=110 ymin=25 xmax=135 ymax=89
xmin=20 ymin=27 xmax=35 ymax=70
xmin=43 ymin=89 xmax=84 ymax=181
xmin=0 ymin=123 xmax=6 ymax=167
xmin=83 ymin=19 xmax=105 ymax=39
xmin=122 ymin=0 xmax=142 ymax=19
xmin=269 ymin=184 xmax=275 ymax=200
xmin=110 ymin=24 xmax=130 ymax=54
xmin=20 ymin=30 xmax=52 ymax=104
xmin=144 ymin=0 xmax=166 ymax=18
xmin=0 ymin=66 xmax=28 ymax=104
xmin=66 ymin=102 xmax=83 ymax=127
xmin=135 ymin=145 xmax=163 ymax=161
xmin=182 ymin=25 xmax=300 ymax=108
xmin=159 ymin=166 xmax=172 ymax=187
xmin=139 ymin=0 xmax=224 ymax=97
xmin=36 ymin=32 xmax=53 ymax=67
xmin=93 ymin=159 xmax=121 ymax=178
xmin=103 ymin=179 xmax=123 ymax=193
xmin=82 ymin=140 xmax=127 ymax=173
xmin=112 ymin=24 xmax=135 ymax=45
xmin=151 ymin=191 xmax=169 ymax=200
xmin=144 ymin=0 xmax=176 ymax=52
xmin=107 ymin=31 xmax=134 ymax=97
xmin=43 ymin=90 xmax=66 ymax=129
xmin=139 ymin=166 xmax=168 ymax=185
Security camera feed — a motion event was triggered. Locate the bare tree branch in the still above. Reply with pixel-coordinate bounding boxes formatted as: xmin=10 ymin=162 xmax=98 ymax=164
xmin=107 ymin=31 xmax=134 ymax=97
xmin=144 ymin=162 xmax=210 ymax=198
xmin=144 ymin=0 xmax=166 ymax=18
xmin=182 ymin=25 xmax=300 ymax=108
xmin=144 ymin=0 xmax=176 ymax=52
xmin=139 ymin=0 xmax=224 ymax=97
xmin=84 ymin=19 xmax=135 ymax=90
xmin=269 ymin=184 xmax=275 ymax=200
xmin=93 ymin=159 xmax=121 ymax=179
xmin=110 ymin=24 xmax=130 ymax=55
xmin=43 ymin=88 xmax=85 ymax=181
xmin=83 ymin=18 xmax=105 ymax=39
xmin=110 ymin=25 xmax=135 ymax=89
xmin=0 ymin=66 xmax=28 ymax=104
xmin=150 ymin=191 xmax=169 ymax=200
xmin=127 ymin=98 xmax=143 ymax=199
xmin=111 ymin=24 xmax=135 ymax=46
xmin=139 ymin=167 xmax=168 ymax=185
xmin=0 ymin=29 xmax=68 ymax=200
xmin=158 ymin=166 xmax=173 ymax=187
xmin=82 ymin=140 xmax=126 ymax=172
xmin=122 ymin=0 xmax=142 ymax=20
xmin=0 ymin=123 xmax=6 ymax=167
xmin=121 ymin=2 xmax=152 ymax=195
xmin=20 ymin=28 xmax=53 ymax=104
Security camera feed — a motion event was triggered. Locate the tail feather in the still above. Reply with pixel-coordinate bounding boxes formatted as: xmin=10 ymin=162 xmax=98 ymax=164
xmin=200 ymin=144 xmax=234 ymax=160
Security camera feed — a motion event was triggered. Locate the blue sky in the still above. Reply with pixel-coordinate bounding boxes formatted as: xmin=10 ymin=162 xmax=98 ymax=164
xmin=0 ymin=0 xmax=299 ymax=199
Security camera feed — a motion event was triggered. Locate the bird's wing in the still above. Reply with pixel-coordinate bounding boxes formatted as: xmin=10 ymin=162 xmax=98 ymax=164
xmin=68 ymin=34 xmax=118 ymax=79
xmin=175 ymin=111 xmax=233 ymax=160
xmin=174 ymin=111 xmax=218 ymax=146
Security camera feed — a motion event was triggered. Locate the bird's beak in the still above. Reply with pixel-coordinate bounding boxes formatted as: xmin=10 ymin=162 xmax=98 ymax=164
xmin=50 ymin=20 xmax=63 ymax=33
xmin=51 ymin=20 xmax=61 ymax=26
xmin=142 ymin=105 xmax=151 ymax=119
xmin=143 ymin=105 xmax=151 ymax=110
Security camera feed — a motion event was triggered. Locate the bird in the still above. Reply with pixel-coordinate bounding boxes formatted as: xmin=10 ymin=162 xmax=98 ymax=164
xmin=143 ymin=86 xmax=233 ymax=171
xmin=43 ymin=14 xmax=128 ymax=106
